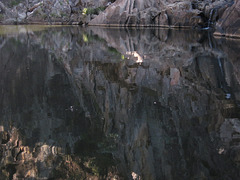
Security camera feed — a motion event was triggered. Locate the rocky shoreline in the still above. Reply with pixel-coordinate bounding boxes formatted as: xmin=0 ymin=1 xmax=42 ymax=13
xmin=0 ymin=0 xmax=239 ymax=38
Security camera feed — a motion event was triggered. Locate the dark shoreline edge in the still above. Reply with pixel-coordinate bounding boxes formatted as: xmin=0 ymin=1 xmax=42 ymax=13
xmin=0 ymin=22 xmax=239 ymax=39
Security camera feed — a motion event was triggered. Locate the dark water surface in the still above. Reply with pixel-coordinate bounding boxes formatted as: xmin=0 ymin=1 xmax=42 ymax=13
xmin=0 ymin=25 xmax=240 ymax=180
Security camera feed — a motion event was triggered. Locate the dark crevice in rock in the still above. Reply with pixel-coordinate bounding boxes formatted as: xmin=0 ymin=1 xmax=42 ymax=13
xmin=6 ymin=164 xmax=16 ymax=180
xmin=1 ymin=132 xmax=10 ymax=144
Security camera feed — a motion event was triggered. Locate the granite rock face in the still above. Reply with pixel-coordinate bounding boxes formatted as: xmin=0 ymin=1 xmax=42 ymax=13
xmin=0 ymin=0 xmax=239 ymax=37
xmin=0 ymin=0 xmax=109 ymax=25
xmin=89 ymin=0 xmax=240 ymax=37
xmin=214 ymin=0 xmax=240 ymax=38
xmin=89 ymin=0 xmax=232 ymax=28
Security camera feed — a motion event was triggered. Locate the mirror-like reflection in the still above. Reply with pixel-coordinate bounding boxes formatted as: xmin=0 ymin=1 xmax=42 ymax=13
xmin=0 ymin=26 xmax=240 ymax=180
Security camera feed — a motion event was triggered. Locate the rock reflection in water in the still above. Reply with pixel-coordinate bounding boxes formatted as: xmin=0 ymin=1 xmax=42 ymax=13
xmin=0 ymin=26 xmax=240 ymax=179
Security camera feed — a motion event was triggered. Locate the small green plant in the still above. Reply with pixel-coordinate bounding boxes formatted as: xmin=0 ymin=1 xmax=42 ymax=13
xmin=82 ymin=8 xmax=88 ymax=15
xmin=10 ymin=0 xmax=20 ymax=7
xmin=82 ymin=6 xmax=106 ymax=15
xmin=88 ymin=153 xmax=116 ymax=176
xmin=60 ymin=12 xmax=67 ymax=17
xmin=50 ymin=13 xmax=58 ymax=18
xmin=42 ymin=14 xmax=48 ymax=20
xmin=82 ymin=33 xmax=88 ymax=42
xmin=108 ymin=47 xmax=119 ymax=54
xmin=0 ymin=14 xmax=4 ymax=20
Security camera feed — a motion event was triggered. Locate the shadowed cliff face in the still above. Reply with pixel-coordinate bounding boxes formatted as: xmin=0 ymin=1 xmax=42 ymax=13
xmin=0 ymin=26 xmax=240 ymax=179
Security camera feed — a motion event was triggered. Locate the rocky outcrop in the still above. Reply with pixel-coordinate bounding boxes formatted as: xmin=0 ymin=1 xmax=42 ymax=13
xmin=1 ymin=0 xmax=239 ymax=37
xmin=0 ymin=0 xmax=109 ymax=25
xmin=88 ymin=0 xmax=240 ymax=37
xmin=89 ymin=0 xmax=232 ymax=28
xmin=214 ymin=0 xmax=240 ymax=38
